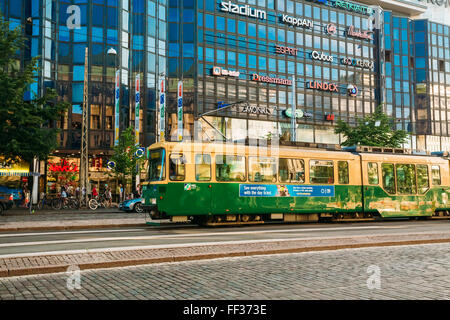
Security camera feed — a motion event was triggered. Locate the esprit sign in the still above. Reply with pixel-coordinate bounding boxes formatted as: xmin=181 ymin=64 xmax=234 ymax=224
xmin=307 ymin=81 xmax=339 ymax=93
xmin=311 ymin=51 xmax=334 ymax=62
xmin=347 ymin=26 xmax=374 ymax=41
xmin=276 ymin=45 xmax=298 ymax=56
xmin=220 ymin=1 xmax=266 ymax=20
xmin=252 ymin=74 xmax=292 ymax=86
xmin=280 ymin=15 xmax=313 ymax=29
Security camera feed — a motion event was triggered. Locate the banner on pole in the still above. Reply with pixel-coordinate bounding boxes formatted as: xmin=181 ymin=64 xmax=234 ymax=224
xmin=159 ymin=77 xmax=165 ymax=142
xmin=177 ymin=80 xmax=183 ymax=142
xmin=114 ymin=70 xmax=120 ymax=146
xmin=135 ymin=74 xmax=140 ymax=146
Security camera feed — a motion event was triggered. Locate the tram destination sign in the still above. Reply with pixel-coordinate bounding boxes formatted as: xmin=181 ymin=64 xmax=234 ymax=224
xmin=239 ymin=184 xmax=335 ymax=197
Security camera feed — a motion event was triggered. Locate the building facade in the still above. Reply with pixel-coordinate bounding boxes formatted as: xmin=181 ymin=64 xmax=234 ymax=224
xmin=1 ymin=0 xmax=450 ymax=194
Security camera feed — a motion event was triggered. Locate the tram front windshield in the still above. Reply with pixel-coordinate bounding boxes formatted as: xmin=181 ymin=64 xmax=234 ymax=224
xmin=148 ymin=149 xmax=165 ymax=181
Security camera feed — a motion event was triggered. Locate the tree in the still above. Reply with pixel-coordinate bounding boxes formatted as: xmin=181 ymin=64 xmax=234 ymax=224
xmin=334 ymin=104 xmax=408 ymax=148
xmin=107 ymin=127 xmax=146 ymax=188
xmin=0 ymin=15 xmax=68 ymax=164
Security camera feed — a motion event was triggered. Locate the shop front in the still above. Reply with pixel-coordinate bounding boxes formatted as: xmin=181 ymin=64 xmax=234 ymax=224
xmin=44 ymin=156 xmax=120 ymax=201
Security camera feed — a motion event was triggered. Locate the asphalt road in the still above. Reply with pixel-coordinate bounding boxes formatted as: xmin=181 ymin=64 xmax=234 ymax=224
xmin=1 ymin=243 xmax=449 ymax=300
xmin=0 ymin=220 xmax=449 ymax=257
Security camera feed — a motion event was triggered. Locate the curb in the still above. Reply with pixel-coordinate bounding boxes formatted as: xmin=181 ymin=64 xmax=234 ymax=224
xmin=1 ymin=237 xmax=450 ymax=278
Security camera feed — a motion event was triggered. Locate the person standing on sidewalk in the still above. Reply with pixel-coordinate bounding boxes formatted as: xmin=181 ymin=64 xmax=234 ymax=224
xmin=118 ymin=184 xmax=124 ymax=203
xmin=92 ymin=186 xmax=98 ymax=199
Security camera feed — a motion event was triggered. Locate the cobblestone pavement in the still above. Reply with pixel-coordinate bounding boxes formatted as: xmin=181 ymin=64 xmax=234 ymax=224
xmin=0 ymin=243 xmax=449 ymax=300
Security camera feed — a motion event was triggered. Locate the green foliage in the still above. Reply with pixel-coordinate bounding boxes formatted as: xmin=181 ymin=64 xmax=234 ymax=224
xmin=0 ymin=15 xmax=69 ymax=163
xmin=108 ymin=127 xmax=146 ymax=183
xmin=334 ymin=104 xmax=408 ymax=148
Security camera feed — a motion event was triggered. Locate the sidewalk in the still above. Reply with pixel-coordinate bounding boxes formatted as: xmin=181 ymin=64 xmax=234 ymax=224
xmin=1 ymin=232 xmax=450 ymax=277
xmin=0 ymin=207 xmax=147 ymax=231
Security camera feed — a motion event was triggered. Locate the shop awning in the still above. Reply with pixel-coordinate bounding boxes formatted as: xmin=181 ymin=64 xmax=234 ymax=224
xmin=0 ymin=172 xmax=40 ymax=177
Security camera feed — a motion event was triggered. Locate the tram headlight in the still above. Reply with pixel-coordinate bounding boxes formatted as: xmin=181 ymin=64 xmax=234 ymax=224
xmin=151 ymin=198 xmax=157 ymax=205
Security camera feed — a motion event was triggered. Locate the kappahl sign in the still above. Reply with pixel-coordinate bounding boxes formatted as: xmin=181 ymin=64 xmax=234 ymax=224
xmin=220 ymin=1 xmax=267 ymax=20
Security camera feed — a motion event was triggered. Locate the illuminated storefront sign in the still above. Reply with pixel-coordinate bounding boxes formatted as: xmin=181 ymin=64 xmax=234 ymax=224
xmin=212 ymin=66 xmax=240 ymax=77
xmin=48 ymin=159 xmax=79 ymax=173
xmin=242 ymin=105 xmax=272 ymax=115
xmin=347 ymin=84 xmax=359 ymax=97
xmin=347 ymin=26 xmax=374 ymax=41
xmin=276 ymin=45 xmax=298 ymax=56
xmin=326 ymin=23 xmax=337 ymax=35
xmin=341 ymin=57 xmax=374 ymax=69
xmin=280 ymin=15 xmax=313 ymax=29
xmin=305 ymin=0 xmax=374 ymax=15
xmin=283 ymin=109 xmax=313 ymax=119
xmin=311 ymin=51 xmax=334 ymax=62
xmin=307 ymin=81 xmax=339 ymax=92
xmin=251 ymin=74 xmax=292 ymax=86
xmin=220 ymin=1 xmax=266 ymax=20
xmin=331 ymin=0 xmax=374 ymax=15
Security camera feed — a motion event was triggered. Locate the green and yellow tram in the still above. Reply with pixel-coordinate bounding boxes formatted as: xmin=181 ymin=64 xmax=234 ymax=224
xmin=141 ymin=142 xmax=450 ymax=226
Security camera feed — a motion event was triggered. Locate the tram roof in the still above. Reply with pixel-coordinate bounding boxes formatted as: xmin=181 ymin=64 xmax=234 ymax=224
xmin=148 ymin=141 xmax=449 ymax=163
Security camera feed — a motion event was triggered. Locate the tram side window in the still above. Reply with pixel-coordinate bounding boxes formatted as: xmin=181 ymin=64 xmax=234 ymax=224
xmin=279 ymin=158 xmax=305 ymax=183
xmin=396 ymin=164 xmax=417 ymax=194
xmin=249 ymin=157 xmax=277 ymax=182
xmin=310 ymin=160 xmax=334 ymax=184
xmin=382 ymin=163 xmax=396 ymax=194
xmin=338 ymin=161 xmax=349 ymax=184
xmin=431 ymin=166 xmax=441 ymax=185
xmin=215 ymin=155 xmax=246 ymax=182
xmin=195 ymin=154 xmax=211 ymax=181
xmin=417 ymin=165 xmax=430 ymax=194
xmin=169 ymin=154 xmax=186 ymax=181
xmin=368 ymin=163 xmax=379 ymax=185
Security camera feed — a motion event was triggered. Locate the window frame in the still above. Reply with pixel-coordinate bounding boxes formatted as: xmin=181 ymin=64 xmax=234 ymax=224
xmin=416 ymin=164 xmax=430 ymax=195
xmin=338 ymin=161 xmax=349 ymax=185
xmin=395 ymin=163 xmax=417 ymax=195
xmin=381 ymin=163 xmax=396 ymax=195
xmin=431 ymin=165 xmax=441 ymax=186
xmin=309 ymin=160 xmax=335 ymax=185
xmin=367 ymin=162 xmax=379 ymax=185
xmin=195 ymin=154 xmax=211 ymax=182
xmin=248 ymin=156 xmax=278 ymax=183
xmin=278 ymin=158 xmax=305 ymax=184
xmin=215 ymin=154 xmax=247 ymax=182
xmin=169 ymin=153 xmax=186 ymax=182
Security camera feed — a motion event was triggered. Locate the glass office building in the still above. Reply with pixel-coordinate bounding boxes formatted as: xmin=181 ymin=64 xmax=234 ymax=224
xmin=1 ymin=1 xmax=450 ymax=182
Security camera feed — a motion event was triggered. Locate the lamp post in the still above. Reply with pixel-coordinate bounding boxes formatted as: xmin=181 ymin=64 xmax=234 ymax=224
xmin=79 ymin=47 xmax=90 ymax=207
xmin=158 ymin=72 xmax=166 ymax=142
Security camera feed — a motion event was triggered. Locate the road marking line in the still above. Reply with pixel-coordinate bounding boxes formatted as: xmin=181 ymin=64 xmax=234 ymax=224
xmin=0 ymin=226 xmax=402 ymax=249
xmin=0 ymin=232 xmax=449 ymax=259
xmin=0 ymin=229 xmax=147 ymax=238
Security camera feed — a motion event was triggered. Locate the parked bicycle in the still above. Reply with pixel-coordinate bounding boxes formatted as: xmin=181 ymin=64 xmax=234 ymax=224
xmin=88 ymin=193 xmax=110 ymax=210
